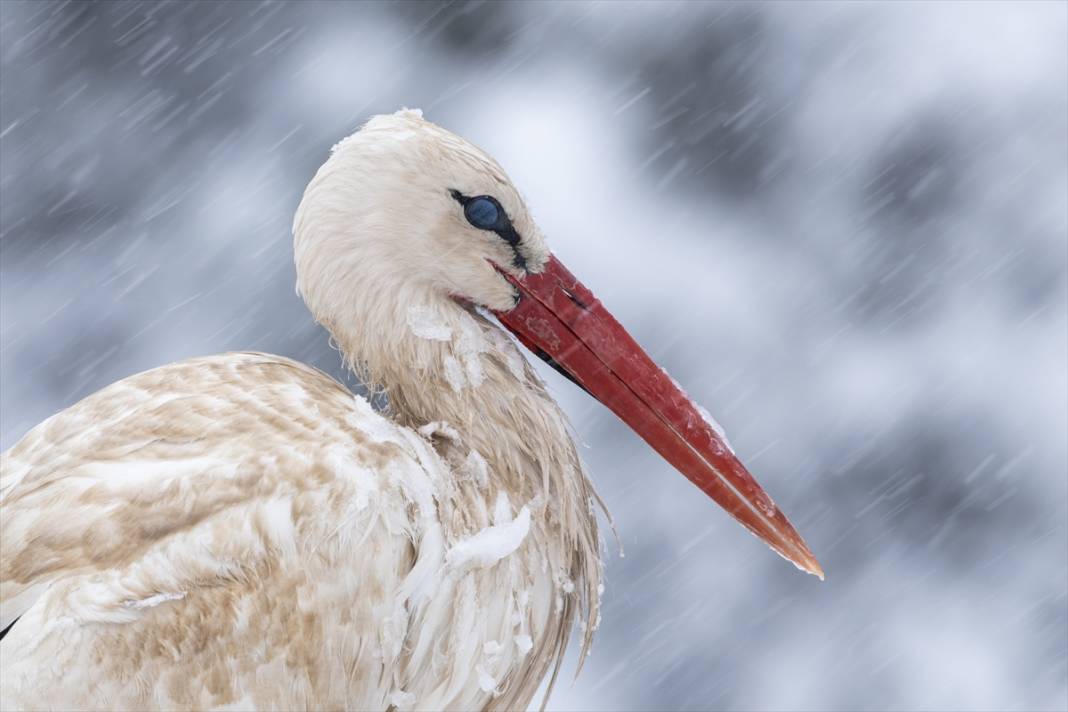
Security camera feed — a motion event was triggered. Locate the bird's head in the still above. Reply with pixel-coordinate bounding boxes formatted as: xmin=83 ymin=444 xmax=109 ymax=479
xmin=294 ymin=108 xmax=543 ymax=315
xmin=293 ymin=109 xmax=823 ymax=580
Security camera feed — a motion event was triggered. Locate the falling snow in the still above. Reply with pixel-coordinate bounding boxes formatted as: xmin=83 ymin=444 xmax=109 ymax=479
xmin=0 ymin=2 xmax=1064 ymax=711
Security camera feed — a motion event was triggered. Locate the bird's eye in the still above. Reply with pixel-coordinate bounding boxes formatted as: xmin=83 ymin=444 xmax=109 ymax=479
xmin=448 ymin=189 xmax=526 ymax=270
xmin=464 ymin=196 xmax=502 ymax=230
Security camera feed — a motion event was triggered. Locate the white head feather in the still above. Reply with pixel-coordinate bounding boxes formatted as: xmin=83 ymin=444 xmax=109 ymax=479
xmin=294 ymin=108 xmax=549 ymax=338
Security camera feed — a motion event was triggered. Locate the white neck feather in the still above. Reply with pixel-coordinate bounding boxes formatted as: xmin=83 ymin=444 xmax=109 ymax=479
xmin=324 ymin=281 xmax=607 ymax=703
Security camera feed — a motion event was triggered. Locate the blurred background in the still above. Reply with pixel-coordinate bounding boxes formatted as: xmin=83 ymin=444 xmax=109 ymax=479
xmin=1 ymin=1 xmax=1065 ymax=709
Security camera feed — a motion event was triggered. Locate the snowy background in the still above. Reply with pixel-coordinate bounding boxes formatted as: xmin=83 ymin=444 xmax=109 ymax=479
xmin=1 ymin=1 xmax=1065 ymax=710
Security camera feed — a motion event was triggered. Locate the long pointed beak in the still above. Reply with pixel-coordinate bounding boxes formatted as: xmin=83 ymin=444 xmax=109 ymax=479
xmin=492 ymin=255 xmax=823 ymax=579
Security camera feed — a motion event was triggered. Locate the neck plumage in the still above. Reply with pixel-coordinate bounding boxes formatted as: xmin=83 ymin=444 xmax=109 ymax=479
xmin=327 ymin=292 xmax=606 ymax=682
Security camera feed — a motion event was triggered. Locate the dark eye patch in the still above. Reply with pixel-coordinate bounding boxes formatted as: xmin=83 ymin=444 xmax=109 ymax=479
xmin=449 ymin=189 xmax=527 ymax=271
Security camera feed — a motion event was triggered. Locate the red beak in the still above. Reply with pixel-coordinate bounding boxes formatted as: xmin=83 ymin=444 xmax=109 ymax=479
xmin=492 ymin=255 xmax=823 ymax=579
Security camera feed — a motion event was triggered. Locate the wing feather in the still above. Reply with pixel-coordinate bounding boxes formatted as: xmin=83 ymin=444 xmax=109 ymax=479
xmin=0 ymin=352 xmax=436 ymax=710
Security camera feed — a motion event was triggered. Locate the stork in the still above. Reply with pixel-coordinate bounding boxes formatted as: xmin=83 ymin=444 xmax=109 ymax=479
xmin=0 ymin=109 xmax=821 ymax=711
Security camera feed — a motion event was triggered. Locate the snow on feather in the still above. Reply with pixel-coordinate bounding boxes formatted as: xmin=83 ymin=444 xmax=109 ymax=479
xmin=124 ymin=591 xmax=186 ymax=610
xmin=514 ymin=634 xmax=534 ymax=656
xmin=476 ymin=665 xmax=497 ymax=694
xmin=407 ymin=305 xmax=453 ymax=341
xmin=455 ymin=310 xmax=489 ymax=388
xmin=443 ymin=355 xmax=466 ymax=393
xmin=465 ymin=449 xmax=490 ymax=488
xmin=484 ymin=326 xmax=528 ymax=381
xmin=446 ymin=496 xmax=531 ymax=573
xmin=417 ymin=421 xmax=462 ymax=443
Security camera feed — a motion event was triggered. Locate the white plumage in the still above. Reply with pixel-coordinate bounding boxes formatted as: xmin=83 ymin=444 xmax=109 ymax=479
xmin=1 ymin=111 xmax=603 ymax=710
xmin=0 ymin=108 xmax=819 ymax=711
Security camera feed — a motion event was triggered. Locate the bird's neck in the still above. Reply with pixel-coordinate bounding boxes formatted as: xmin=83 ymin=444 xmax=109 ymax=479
xmin=326 ymin=294 xmax=605 ymax=654
xmin=343 ymin=295 xmax=599 ymax=522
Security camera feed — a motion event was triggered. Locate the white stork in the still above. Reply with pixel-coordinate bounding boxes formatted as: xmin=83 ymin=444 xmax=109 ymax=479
xmin=0 ymin=109 xmax=821 ymax=711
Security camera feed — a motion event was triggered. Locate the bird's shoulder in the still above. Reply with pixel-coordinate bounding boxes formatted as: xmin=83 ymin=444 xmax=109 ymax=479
xmin=0 ymin=351 xmax=444 ymax=631
xmin=2 ymin=350 xmax=415 ymax=496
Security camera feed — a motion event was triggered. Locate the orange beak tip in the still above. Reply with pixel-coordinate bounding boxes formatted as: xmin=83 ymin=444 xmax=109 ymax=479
xmin=785 ymin=543 xmax=825 ymax=580
xmin=804 ymin=558 xmax=826 ymax=581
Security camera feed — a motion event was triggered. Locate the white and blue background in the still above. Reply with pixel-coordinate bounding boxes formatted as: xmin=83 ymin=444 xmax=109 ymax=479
xmin=1 ymin=2 xmax=1065 ymax=709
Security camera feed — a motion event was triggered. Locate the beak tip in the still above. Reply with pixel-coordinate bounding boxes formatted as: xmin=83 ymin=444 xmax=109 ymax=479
xmin=781 ymin=550 xmax=825 ymax=580
xmin=795 ymin=548 xmax=825 ymax=581
xmin=770 ymin=532 xmax=824 ymax=580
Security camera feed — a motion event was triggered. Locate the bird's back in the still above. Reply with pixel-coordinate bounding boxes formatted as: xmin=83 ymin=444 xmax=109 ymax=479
xmin=0 ymin=352 xmax=466 ymax=710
